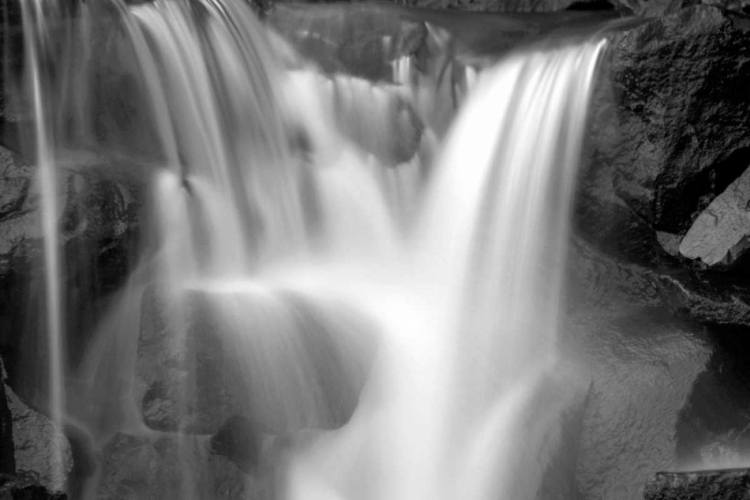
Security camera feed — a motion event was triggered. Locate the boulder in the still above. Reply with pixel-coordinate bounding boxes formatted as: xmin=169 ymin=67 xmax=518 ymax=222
xmin=135 ymin=287 xmax=377 ymax=434
xmin=605 ymin=6 xmax=750 ymax=235
xmin=0 ymin=474 xmax=66 ymax=500
xmin=644 ymin=469 xmax=750 ymax=499
xmin=2 ymin=380 xmax=72 ymax=491
xmin=679 ymin=166 xmax=750 ymax=267
xmin=655 ymin=272 xmax=750 ymax=326
xmin=95 ymin=432 xmax=257 ymax=500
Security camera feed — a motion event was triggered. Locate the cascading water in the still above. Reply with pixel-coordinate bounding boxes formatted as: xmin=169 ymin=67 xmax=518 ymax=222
xmin=15 ymin=0 xmax=606 ymax=498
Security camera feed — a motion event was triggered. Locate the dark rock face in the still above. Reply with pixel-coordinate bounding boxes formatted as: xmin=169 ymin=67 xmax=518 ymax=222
xmin=0 ymin=474 xmax=67 ymax=500
xmin=3 ymin=380 xmax=73 ymax=491
xmin=606 ymin=6 xmax=750 ymax=235
xmin=268 ymin=3 xmax=427 ymax=83
xmin=210 ymin=416 xmax=261 ymax=473
xmin=655 ymin=273 xmax=750 ymax=326
xmin=136 ymin=288 xmax=377 ymax=434
xmin=96 ymin=433 xmax=256 ymax=500
xmin=644 ymin=469 xmax=750 ymax=500
xmin=0 ymin=361 xmax=14 ymax=475
xmin=0 ymin=145 xmax=141 ymax=398
xmin=397 ymin=0 xmax=609 ymax=12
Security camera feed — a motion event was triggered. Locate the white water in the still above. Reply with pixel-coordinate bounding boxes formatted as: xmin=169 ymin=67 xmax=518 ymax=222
xmin=18 ymin=0 xmax=606 ymax=498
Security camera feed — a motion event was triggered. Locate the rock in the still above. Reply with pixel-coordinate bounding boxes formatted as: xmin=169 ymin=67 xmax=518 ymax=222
xmin=612 ymin=0 xmax=750 ymax=16
xmin=135 ymin=287 xmax=377 ymax=434
xmin=675 ymin=332 xmax=750 ymax=470
xmin=2 ymin=378 xmax=72 ymax=491
xmin=679 ymin=165 xmax=750 ymax=267
xmin=0 ymin=474 xmax=67 ymax=500
xmin=0 ymin=360 xmax=14 ymax=475
xmin=606 ymin=6 xmax=750 ymax=235
xmin=96 ymin=432 xmax=260 ymax=500
xmin=0 ymin=144 xmax=142 ymax=398
xmin=702 ymin=0 xmax=750 ymax=14
xmin=644 ymin=469 xmax=750 ymax=499
xmin=396 ymin=0 xmax=610 ymax=12
xmin=655 ymin=272 xmax=750 ymax=326
xmin=267 ymin=3 xmax=428 ymax=83
xmin=609 ymin=0 xmax=700 ymax=17
xmin=210 ymin=416 xmax=261 ymax=473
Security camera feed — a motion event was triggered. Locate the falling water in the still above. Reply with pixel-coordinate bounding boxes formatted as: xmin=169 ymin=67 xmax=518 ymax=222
xmin=16 ymin=0 xmax=607 ymax=498
xmin=19 ymin=0 xmax=68 ymax=485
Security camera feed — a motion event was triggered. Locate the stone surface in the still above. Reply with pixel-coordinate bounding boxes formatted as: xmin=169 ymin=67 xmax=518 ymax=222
xmin=0 ymin=359 xmax=14 ymax=475
xmin=210 ymin=416 xmax=262 ymax=474
xmin=268 ymin=3 xmax=428 ymax=83
xmin=611 ymin=0 xmax=700 ymax=16
xmin=679 ymin=166 xmax=750 ymax=267
xmin=606 ymin=6 xmax=750 ymax=235
xmin=136 ymin=288 xmax=377 ymax=434
xmin=3 ymin=380 xmax=72 ymax=492
xmin=655 ymin=272 xmax=750 ymax=327
xmin=95 ymin=432 xmax=260 ymax=500
xmin=0 ymin=474 xmax=67 ymax=500
xmin=644 ymin=469 xmax=750 ymax=499
xmin=0 ymin=145 xmax=142 ymax=397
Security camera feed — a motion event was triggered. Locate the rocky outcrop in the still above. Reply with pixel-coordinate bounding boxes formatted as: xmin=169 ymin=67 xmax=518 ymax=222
xmin=0 ymin=145 xmax=141 ymax=394
xmin=613 ymin=0 xmax=750 ymax=17
xmin=1 ymin=356 xmax=72 ymax=490
xmin=3 ymin=380 xmax=73 ymax=491
xmin=577 ymin=5 xmax=750 ymax=327
xmin=0 ymin=475 xmax=67 ymax=500
xmin=644 ymin=469 xmax=750 ymax=499
xmin=135 ymin=288 xmax=377 ymax=434
xmin=606 ymin=6 xmax=750 ymax=235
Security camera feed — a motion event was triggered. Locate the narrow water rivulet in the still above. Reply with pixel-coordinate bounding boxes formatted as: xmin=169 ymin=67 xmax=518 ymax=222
xmin=14 ymin=0 xmax=613 ymax=498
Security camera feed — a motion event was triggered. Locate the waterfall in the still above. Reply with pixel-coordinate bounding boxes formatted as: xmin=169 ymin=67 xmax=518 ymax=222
xmin=15 ymin=0 xmax=606 ymax=498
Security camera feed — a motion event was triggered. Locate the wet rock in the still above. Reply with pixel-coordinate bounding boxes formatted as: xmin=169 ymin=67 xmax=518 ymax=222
xmin=96 ymin=432 xmax=260 ymax=500
xmin=655 ymin=272 xmax=750 ymax=327
xmin=3 ymin=379 xmax=73 ymax=491
xmin=609 ymin=0 xmax=700 ymax=16
xmin=2 ymin=354 xmax=72 ymax=489
xmin=0 ymin=360 xmax=14 ymax=474
xmin=397 ymin=0 xmax=610 ymax=12
xmin=679 ymin=166 xmax=750 ymax=267
xmin=0 ymin=145 xmax=142 ymax=397
xmin=0 ymin=474 xmax=67 ymax=500
xmin=210 ymin=416 xmax=261 ymax=473
xmin=606 ymin=6 xmax=750 ymax=235
xmin=611 ymin=0 xmax=750 ymax=16
xmin=644 ymin=469 xmax=750 ymax=500
xmin=136 ymin=288 xmax=376 ymax=434
xmin=268 ymin=3 xmax=427 ymax=83
xmin=330 ymin=75 xmax=424 ymax=166
xmin=676 ymin=331 xmax=750 ymax=470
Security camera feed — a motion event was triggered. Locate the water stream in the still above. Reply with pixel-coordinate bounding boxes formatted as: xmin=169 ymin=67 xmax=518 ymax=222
xmin=16 ymin=0 xmax=610 ymax=498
